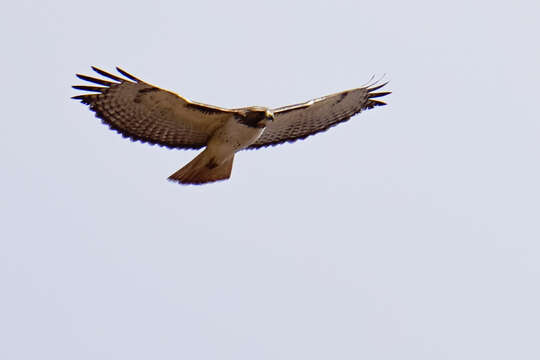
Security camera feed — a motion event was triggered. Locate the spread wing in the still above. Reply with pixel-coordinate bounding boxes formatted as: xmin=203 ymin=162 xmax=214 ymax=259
xmin=248 ymin=83 xmax=390 ymax=149
xmin=72 ymin=67 xmax=234 ymax=149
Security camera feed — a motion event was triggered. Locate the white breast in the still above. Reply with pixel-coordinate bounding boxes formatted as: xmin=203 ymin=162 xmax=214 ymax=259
xmin=214 ymin=117 xmax=265 ymax=151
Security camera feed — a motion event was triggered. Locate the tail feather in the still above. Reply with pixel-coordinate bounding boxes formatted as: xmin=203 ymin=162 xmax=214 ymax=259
xmin=168 ymin=150 xmax=234 ymax=185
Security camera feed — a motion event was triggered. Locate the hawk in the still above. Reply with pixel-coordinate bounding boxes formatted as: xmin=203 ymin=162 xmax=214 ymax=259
xmin=72 ymin=67 xmax=390 ymax=185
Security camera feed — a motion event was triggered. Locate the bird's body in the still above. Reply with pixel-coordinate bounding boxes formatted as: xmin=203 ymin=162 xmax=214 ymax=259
xmin=210 ymin=115 xmax=265 ymax=154
xmin=169 ymin=111 xmax=269 ymax=183
xmin=72 ymin=67 xmax=390 ymax=185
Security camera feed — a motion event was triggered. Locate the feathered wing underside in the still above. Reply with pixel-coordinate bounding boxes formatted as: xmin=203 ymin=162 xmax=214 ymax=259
xmin=248 ymin=83 xmax=391 ymax=149
xmin=72 ymin=67 xmax=233 ymax=149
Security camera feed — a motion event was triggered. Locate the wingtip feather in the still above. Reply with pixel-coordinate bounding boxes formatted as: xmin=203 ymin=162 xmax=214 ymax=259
xmin=116 ymin=67 xmax=141 ymax=82
xmin=75 ymin=73 xmax=114 ymax=86
xmin=368 ymin=99 xmax=387 ymax=107
xmin=91 ymin=66 xmax=124 ymax=82
xmin=72 ymin=85 xmax=106 ymax=92
xmin=367 ymin=81 xmax=389 ymax=92
xmin=369 ymin=91 xmax=392 ymax=98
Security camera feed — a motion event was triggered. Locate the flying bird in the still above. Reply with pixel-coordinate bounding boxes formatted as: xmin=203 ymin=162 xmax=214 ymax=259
xmin=72 ymin=67 xmax=390 ymax=185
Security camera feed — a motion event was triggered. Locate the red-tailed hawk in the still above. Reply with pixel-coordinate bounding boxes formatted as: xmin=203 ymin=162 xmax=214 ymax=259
xmin=72 ymin=67 xmax=390 ymax=185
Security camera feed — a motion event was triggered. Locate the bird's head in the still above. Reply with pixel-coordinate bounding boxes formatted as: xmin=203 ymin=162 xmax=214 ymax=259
xmin=237 ymin=107 xmax=274 ymax=128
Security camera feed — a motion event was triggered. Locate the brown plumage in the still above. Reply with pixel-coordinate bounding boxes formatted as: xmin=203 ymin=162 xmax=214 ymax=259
xmin=72 ymin=67 xmax=390 ymax=185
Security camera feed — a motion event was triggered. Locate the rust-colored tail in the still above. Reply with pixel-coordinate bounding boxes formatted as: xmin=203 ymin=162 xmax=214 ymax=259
xmin=168 ymin=150 xmax=234 ymax=185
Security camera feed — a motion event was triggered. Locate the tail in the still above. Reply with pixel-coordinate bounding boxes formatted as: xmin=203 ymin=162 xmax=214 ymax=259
xmin=168 ymin=150 xmax=234 ymax=185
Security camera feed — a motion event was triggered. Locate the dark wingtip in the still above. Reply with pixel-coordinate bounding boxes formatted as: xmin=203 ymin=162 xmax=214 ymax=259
xmin=368 ymin=99 xmax=387 ymax=107
xmin=116 ymin=67 xmax=141 ymax=82
xmin=72 ymin=85 xmax=106 ymax=92
xmin=75 ymin=73 xmax=114 ymax=86
xmin=91 ymin=66 xmax=124 ymax=82
xmin=71 ymin=94 xmax=96 ymax=104
xmin=368 ymin=81 xmax=389 ymax=92
xmin=369 ymin=91 xmax=392 ymax=98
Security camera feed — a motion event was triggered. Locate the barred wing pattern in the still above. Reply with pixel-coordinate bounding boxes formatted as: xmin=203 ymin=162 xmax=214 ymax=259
xmin=72 ymin=67 xmax=233 ymax=149
xmin=248 ymin=84 xmax=390 ymax=149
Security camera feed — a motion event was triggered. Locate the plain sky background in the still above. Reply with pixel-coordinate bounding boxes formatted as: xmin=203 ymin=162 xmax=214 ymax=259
xmin=1 ymin=1 xmax=539 ymax=359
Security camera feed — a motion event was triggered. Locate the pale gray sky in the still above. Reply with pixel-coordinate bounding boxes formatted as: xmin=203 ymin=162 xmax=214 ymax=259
xmin=1 ymin=1 xmax=539 ymax=359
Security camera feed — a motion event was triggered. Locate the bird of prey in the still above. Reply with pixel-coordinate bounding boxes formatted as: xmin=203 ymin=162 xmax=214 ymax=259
xmin=72 ymin=67 xmax=390 ymax=185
